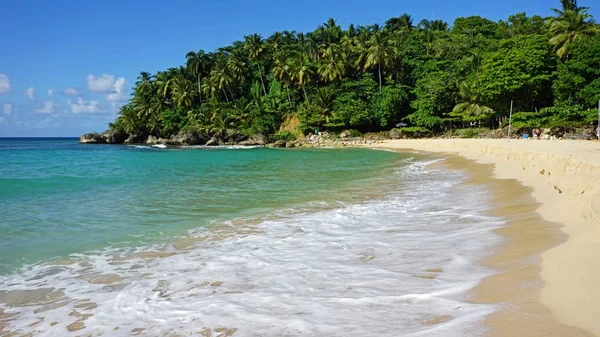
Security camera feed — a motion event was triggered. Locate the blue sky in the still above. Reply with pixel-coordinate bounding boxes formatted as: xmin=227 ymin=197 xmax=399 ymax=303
xmin=1 ymin=0 xmax=598 ymax=137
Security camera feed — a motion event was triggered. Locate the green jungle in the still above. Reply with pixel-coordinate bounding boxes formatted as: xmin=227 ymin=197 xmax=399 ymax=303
xmin=106 ymin=0 xmax=599 ymax=141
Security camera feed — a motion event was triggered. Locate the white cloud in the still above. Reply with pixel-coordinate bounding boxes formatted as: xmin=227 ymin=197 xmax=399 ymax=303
xmin=25 ymin=87 xmax=35 ymax=101
xmin=0 ymin=74 xmax=9 ymax=94
xmin=36 ymin=117 xmax=53 ymax=129
xmin=34 ymin=101 xmax=55 ymax=114
xmin=48 ymin=89 xmax=54 ymax=96
xmin=69 ymin=97 xmax=102 ymax=114
xmin=63 ymin=88 xmax=80 ymax=96
xmin=3 ymin=103 xmax=13 ymax=115
xmin=0 ymin=116 xmax=5 ymax=124
xmin=107 ymin=77 xmax=128 ymax=101
xmin=87 ymin=73 xmax=116 ymax=92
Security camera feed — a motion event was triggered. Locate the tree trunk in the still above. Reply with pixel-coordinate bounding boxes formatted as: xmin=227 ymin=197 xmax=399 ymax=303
xmin=378 ymin=63 xmax=382 ymax=91
xmin=303 ymin=85 xmax=310 ymax=104
xmin=228 ymin=87 xmax=236 ymax=106
xmin=197 ymin=76 xmax=202 ymax=103
xmin=286 ymin=87 xmax=291 ymax=103
xmin=258 ymin=65 xmax=267 ymax=96
xmin=222 ymin=87 xmax=230 ymax=103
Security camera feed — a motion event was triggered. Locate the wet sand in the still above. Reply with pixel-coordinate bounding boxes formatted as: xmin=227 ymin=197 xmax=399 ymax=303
xmin=369 ymin=139 xmax=600 ymax=336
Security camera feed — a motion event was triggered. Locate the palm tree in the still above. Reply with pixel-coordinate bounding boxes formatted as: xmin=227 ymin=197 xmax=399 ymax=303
xmin=134 ymin=72 xmax=154 ymax=98
xmin=385 ymin=14 xmax=414 ymax=32
xmin=313 ymin=87 xmax=335 ymax=124
xmin=185 ymin=50 xmax=207 ymax=102
xmin=208 ymin=53 xmax=233 ymax=103
xmin=547 ymin=2 xmax=598 ymax=58
xmin=272 ymin=53 xmax=293 ymax=102
xmin=418 ymin=19 xmax=450 ymax=31
xmin=364 ymin=30 xmax=394 ymax=91
xmin=244 ymin=33 xmax=267 ymax=95
xmin=170 ymin=76 xmax=197 ymax=109
xmin=290 ymin=52 xmax=315 ymax=103
xmin=451 ymin=82 xmax=492 ymax=121
xmin=318 ymin=44 xmax=346 ymax=82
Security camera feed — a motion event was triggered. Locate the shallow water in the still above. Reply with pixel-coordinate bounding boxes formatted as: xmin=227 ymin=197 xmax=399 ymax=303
xmin=0 ymin=139 xmax=503 ymax=336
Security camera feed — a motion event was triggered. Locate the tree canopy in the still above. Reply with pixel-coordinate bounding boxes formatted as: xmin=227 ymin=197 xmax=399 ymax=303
xmin=108 ymin=0 xmax=600 ymax=140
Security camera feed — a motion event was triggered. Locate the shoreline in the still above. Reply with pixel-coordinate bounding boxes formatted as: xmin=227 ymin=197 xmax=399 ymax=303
xmin=368 ymin=139 xmax=600 ymax=336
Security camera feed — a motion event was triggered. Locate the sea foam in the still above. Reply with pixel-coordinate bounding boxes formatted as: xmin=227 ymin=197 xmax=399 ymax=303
xmin=0 ymin=158 xmax=503 ymax=336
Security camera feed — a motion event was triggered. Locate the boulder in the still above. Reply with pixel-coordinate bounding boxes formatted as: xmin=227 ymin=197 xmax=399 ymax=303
xmin=237 ymin=134 xmax=267 ymax=146
xmin=157 ymin=137 xmax=169 ymax=144
xmin=272 ymin=140 xmax=286 ymax=148
xmin=168 ymin=133 xmax=202 ymax=145
xmin=206 ymin=136 xmax=223 ymax=146
xmin=101 ymin=130 xmax=126 ymax=144
xmin=124 ymin=134 xmax=145 ymax=144
xmin=285 ymin=141 xmax=296 ymax=148
xmin=146 ymin=135 xmax=158 ymax=144
xmin=339 ymin=130 xmax=351 ymax=138
xmin=79 ymin=133 xmax=106 ymax=144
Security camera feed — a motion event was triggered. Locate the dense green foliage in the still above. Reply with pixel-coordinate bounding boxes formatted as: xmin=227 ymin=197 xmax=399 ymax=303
xmin=109 ymin=0 xmax=600 ymax=138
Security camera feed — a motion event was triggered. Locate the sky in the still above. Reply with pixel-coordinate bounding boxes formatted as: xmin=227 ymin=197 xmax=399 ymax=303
xmin=1 ymin=0 xmax=598 ymax=137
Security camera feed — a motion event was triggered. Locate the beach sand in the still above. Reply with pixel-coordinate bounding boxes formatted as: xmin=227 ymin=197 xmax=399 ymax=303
xmin=368 ymin=139 xmax=600 ymax=337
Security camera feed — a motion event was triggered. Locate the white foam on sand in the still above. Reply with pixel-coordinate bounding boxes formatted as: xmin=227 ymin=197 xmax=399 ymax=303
xmin=0 ymin=159 xmax=504 ymax=336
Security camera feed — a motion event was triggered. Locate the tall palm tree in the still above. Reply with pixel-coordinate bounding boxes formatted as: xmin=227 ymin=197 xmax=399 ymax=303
xmin=318 ymin=44 xmax=346 ymax=82
xmin=364 ymin=30 xmax=394 ymax=91
xmin=272 ymin=53 xmax=293 ymax=102
xmin=385 ymin=14 xmax=414 ymax=32
xmin=451 ymin=82 xmax=492 ymax=121
xmin=209 ymin=53 xmax=233 ymax=103
xmin=134 ymin=72 xmax=154 ymax=98
xmin=244 ymin=33 xmax=267 ymax=95
xmin=547 ymin=0 xmax=599 ymax=58
xmin=313 ymin=87 xmax=335 ymax=124
xmin=170 ymin=76 xmax=197 ymax=109
xmin=185 ymin=50 xmax=207 ymax=102
xmin=418 ymin=19 xmax=450 ymax=31
xmin=290 ymin=52 xmax=315 ymax=103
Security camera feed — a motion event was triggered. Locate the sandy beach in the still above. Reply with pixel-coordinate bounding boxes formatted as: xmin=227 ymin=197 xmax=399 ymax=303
xmin=369 ymin=139 xmax=600 ymax=336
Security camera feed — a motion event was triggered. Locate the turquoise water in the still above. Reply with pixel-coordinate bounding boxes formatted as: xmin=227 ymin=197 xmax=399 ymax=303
xmin=0 ymin=138 xmax=402 ymax=274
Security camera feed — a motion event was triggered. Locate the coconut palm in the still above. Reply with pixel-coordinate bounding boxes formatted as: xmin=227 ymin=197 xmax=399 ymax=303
xmin=185 ymin=50 xmax=207 ymax=102
xmin=364 ymin=30 xmax=395 ymax=90
xmin=318 ymin=44 xmax=346 ymax=82
xmin=170 ymin=76 xmax=197 ymax=109
xmin=272 ymin=53 xmax=293 ymax=102
xmin=290 ymin=52 xmax=315 ymax=103
xmin=451 ymin=82 xmax=492 ymax=121
xmin=244 ymin=34 xmax=267 ymax=95
xmin=385 ymin=14 xmax=414 ymax=32
xmin=547 ymin=0 xmax=599 ymax=58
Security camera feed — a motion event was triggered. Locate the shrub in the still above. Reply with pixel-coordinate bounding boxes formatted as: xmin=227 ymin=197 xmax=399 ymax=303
xmin=454 ymin=128 xmax=488 ymax=139
xmin=274 ymin=130 xmax=297 ymax=142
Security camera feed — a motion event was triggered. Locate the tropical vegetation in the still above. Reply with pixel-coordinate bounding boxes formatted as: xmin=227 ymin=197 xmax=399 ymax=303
xmin=108 ymin=0 xmax=600 ymax=140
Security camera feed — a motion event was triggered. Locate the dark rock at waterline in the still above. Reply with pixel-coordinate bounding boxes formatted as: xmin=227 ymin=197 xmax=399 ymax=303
xmin=102 ymin=131 xmax=127 ymax=144
xmin=238 ymin=134 xmax=267 ymax=146
xmin=79 ymin=133 xmax=106 ymax=144
xmin=124 ymin=134 xmax=146 ymax=144
xmin=267 ymin=140 xmax=286 ymax=148
xmin=206 ymin=136 xmax=223 ymax=146
xmin=168 ymin=133 xmax=204 ymax=145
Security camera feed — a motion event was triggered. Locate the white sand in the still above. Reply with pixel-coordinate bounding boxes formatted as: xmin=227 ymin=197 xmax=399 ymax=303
xmin=368 ymin=139 xmax=600 ymax=336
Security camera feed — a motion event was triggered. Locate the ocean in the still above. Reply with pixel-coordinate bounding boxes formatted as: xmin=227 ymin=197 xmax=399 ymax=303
xmin=0 ymin=138 xmax=503 ymax=336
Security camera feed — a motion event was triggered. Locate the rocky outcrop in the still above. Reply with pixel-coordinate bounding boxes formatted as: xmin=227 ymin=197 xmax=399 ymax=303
xmin=237 ymin=134 xmax=267 ymax=146
xmin=79 ymin=133 xmax=106 ymax=144
xmin=124 ymin=133 xmax=145 ymax=144
xmin=102 ymin=131 xmax=126 ymax=144
xmin=168 ymin=133 xmax=204 ymax=145
xmin=206 ymin=136 xmax=223 ymax=146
